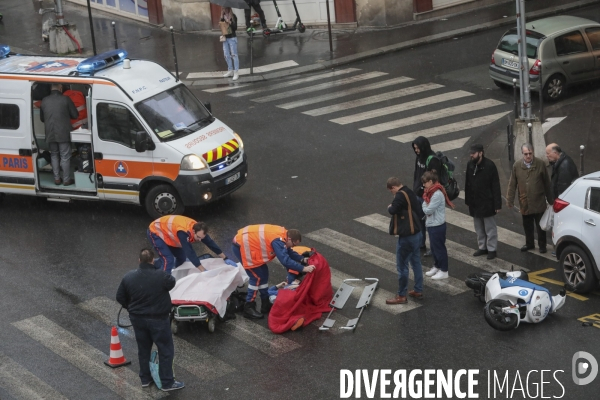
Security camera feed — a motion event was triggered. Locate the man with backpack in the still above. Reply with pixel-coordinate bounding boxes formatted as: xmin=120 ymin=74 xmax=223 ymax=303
xmin=464 ymin=144 xmax=502 ymax=260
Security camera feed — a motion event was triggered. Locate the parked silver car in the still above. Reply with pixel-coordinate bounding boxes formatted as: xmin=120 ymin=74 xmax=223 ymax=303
xmin=489 ymin=16 xmax=600 ymax=101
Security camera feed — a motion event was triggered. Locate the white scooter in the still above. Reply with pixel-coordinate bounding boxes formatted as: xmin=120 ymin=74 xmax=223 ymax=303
xmin=465 ymin=270 xmax=566 ymax=331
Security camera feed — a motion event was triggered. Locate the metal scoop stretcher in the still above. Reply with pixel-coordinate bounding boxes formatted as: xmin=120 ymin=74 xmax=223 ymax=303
xmin=319 ymin=278 xmax=378 ymax=332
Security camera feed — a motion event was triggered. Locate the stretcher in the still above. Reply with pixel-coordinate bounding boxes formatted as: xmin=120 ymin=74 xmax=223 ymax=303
xmin=169 ymin=258 xmax=248 ymax=334
xmin=319 ymin=278 xmax=378 ymax=332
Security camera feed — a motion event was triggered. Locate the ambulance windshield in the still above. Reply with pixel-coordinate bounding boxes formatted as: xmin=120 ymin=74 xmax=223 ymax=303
xmin=136 ymin=84 xmax=214 ymax=141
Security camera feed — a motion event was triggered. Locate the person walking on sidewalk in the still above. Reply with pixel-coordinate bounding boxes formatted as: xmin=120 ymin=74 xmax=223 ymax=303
xmin=116 ymin=248 xmax=184 ymax=392
xmin=507 ymin=143 xmax=554 ymax=253
xmin=412 ymin=136 xmax=442 ymax=255
xmin=232 ymin=225 xmax=316 ymax=319
xmin=464 ymin=144 xmax=502 ymax=260
xmin=385 ymin=177 xmax=424 ymax=304
xmin=244 ymin=0 xmax=267 ymax=31
xmin=545 ymin=143 xmax=579 ymax=199
xmin=422 ymin=171 xmax=454 ymax=280
xmin=220 ymin=7 xmax=240 ymax=81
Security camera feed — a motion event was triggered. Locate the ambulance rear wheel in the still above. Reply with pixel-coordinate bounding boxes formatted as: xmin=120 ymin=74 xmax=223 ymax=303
xmin=145 ymin=184 xmax=184 ymax=219
xmin=171 ymin=319 xmax=178 ymax=335
xmin=207 ymin=316 xmax=216 ymax=333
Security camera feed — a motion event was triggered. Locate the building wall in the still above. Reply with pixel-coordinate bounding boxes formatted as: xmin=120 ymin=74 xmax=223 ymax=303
xmin=162 ymin=0 xmax=212 ymax=31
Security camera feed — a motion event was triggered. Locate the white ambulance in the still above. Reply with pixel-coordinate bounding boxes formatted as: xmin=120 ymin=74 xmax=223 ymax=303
xmin=0 ymin=46 xmax=247 ymax=218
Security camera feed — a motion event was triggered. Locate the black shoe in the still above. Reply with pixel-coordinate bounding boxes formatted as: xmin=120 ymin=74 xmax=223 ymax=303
xmin=473 ymin=249 xmax=488 ymax=257
xmin=420 ymin=246 xmax=426 ymax=251
xmin=520 ymin=245 xmax=534 ymax=252
xmin=262 ymin=23 xmax=268 ymax=29
xmin=539 ymin=247 xmax=547 ymax=254
xmin=424 ymin=249 xmax=432 ymax=257
xmin=486 ymin=251 xmax=497 ymax=260
xmin=260 ymin=299 xmax=272 ymax=314
xmin=243 ymin=301 xmax=263 ymax=319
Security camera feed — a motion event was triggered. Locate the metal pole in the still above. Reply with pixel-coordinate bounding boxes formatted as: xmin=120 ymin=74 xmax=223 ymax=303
xmin=515 ymin=0 xmax=532 ymax=120
xmin=112 ymin=21 xmax=118 ymax=50
xmin=325 ymin=0 xmax=333 ymax=53
xmin=170 ymin=27 xmax=179 ymax=82
xmin=507 ymin=125 xmax=513 ymax=163
xmin=527 ymin=122 xmax=533 ymax=150
xmin=250 ymin=30 xmax=254 ymax=75
xmin=86 ymin=0 xmax=97 ymax=55
xmin=538 ymin=61 xmax=543 ymax=123
xmin=580 ymin=145 xmax=585 ymax=176
xmin=55 ymin=0 xmax=66 ymax=26
xmin=513 ymin=78 xmax=518 ymax=122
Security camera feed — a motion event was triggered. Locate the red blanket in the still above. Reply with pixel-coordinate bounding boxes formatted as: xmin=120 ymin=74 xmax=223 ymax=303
xmin=268 ymin=250 xmax=333 ymax=334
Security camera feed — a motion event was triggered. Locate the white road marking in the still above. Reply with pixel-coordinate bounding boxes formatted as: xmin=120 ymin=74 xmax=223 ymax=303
xmin=277 ymin=76 xmax=414 ymax=109
xmin=252 ymin=72 xmax=388 ymax=103
xmin=228 ymin=68 xmax=360 ymax=97
xmin=303 ymin=83 xmax=444 ymax=116
xmin=432 ymin=137 xmax=471 ymax=153
xmin=78 ymin=297 xmax=236 ymax=381
xmin=187 ymin=60 xmax=299 ymax=79
xmin=389 ymin=112 xmax=511 ymax=143
xmin=542 ymin=117 xmax=567 ymax=134
xmin=360 ymin=99 xmax=505 ymax=133
xmin=203 ymin=84 xmax=251 ymax=93
xmin=0 ymin=352 xmax=68 ymax=400
xmin=12 ymin=315 xmax=166 ymax=400
xmin=330 ymin=91 xmax=474 ymax=125
xmin=305 ymin=229 xmax=467 ymax=295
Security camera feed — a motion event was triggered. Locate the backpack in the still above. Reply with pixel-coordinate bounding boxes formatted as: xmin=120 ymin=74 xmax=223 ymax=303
xmin=77 ymin=144 xmax=93 ymax=173
xmin=427 ymin=152 xmax=460 ymax=201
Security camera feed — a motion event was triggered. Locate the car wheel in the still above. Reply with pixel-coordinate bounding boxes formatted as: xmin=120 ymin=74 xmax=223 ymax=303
xmin=144 ymin=184 xmax=184 ymax=219
xmin=493 ymin=80 xmax=509 ymax=89
xmin=543 ymin=74 xmax=565 ymax=101
xmin=484 ymin=299 xmax=518 ymax=331
xmin=560 ymin=245 xmax=597 ymax=293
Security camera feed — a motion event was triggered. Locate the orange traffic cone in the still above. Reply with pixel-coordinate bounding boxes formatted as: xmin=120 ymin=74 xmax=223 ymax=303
xmin=104 ymin=326 xmax=131 ymax=368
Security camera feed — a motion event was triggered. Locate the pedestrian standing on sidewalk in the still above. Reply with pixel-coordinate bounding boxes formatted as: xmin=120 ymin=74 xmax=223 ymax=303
xmin=545 ymin=143 xmax=579 ymax=199
xmin=220 ymin=7 xmax=239 ymax=81
xmin=464 ymin=144 xmax=502 ymax=260
xmin=506 ymin=143 xmax=554 ymax=253
xmin=421 ymin=171 xmax=454 ymax=280
xmin=116 ymin=248 xmax=184 ymax=392
xmin=412 ymin=136 xmax=442 ymax=256
xmin=385 ymin=177 xmax=424 ymax=304
xmin=244 ymin=0 xmax=267 ymax=31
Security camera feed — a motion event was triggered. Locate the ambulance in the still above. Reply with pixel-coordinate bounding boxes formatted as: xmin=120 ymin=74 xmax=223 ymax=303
xmin=0 ymin=45 xmax=248 ymax=218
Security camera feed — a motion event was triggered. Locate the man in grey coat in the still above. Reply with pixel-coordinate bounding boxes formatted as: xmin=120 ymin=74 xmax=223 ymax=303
xmin=506 ymin=143 xmax=554 ymax=253
xmin=40 ymin=84 xmax=78 ymax=186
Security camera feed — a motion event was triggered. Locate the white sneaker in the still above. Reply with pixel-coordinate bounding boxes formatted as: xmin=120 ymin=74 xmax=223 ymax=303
xmin=431 ymin=270 xmax=449 ymax=280
xmin=232 ymin=71 xmax=239 ymax=81
xmin=425 ymin=267 xmax=439 ymax=277
xmin=223 ymin=70 xmax=233 ymax=78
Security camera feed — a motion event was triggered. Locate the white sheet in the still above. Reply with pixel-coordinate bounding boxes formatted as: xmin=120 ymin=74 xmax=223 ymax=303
xmin=170 ymin=259 xmax=248 ymax=317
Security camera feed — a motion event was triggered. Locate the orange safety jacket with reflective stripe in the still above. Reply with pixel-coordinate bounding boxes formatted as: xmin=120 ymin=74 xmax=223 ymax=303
xmin=149 ymin=216 xmax=196 ymax=247
xmin=235 ymin=224 xmax=287 ymax=269
xmin=63 ymin=90 xmax=88 ymax=130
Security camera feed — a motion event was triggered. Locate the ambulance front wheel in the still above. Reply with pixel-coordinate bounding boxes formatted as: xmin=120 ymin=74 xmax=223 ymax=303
xmin=145 ymin=184 xmax=185 ymax=219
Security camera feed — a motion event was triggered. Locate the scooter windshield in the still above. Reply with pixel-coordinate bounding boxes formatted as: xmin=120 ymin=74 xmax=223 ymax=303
xmin=136 ymin=84 xmax=214 ymax=142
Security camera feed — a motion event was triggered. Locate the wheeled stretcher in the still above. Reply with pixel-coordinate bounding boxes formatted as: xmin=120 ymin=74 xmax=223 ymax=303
xmin=319 ymin=278 xmax=378 ymax=332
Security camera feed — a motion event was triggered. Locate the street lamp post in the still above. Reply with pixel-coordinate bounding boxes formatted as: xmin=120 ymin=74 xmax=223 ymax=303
xmin=515 ymin=0 xmax=532 ymax=120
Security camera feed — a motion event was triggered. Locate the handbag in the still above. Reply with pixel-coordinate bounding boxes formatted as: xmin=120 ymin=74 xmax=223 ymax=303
xmin=219 ymin=35 xmax=226 ymax=42
xmin=389 ymin=191 xmax=421 ymax=237
xmin=219 ymin=20 xmax=232 ymax=36
xmin=540 ymin=204 xmax=554 ymax=231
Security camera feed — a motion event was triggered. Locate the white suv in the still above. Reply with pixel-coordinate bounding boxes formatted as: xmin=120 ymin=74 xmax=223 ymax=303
xmin=553 ymin=172 xmax=600 ymax=293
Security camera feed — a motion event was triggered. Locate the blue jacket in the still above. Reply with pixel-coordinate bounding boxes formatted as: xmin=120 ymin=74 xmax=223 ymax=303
xmin=271 ymin=238 xmax=304 ymax=273
xmin=176 ymin=231 xmax=223 ymax=268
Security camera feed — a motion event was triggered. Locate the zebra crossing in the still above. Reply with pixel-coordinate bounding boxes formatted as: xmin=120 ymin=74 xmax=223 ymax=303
xmin=1 ymin=207 xmax=555 ymax=399
xmin=206 ymin=68 xmax=512 ymax=153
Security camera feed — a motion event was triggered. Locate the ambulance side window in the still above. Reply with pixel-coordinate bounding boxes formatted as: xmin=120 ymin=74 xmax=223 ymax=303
xmin=96 ymin=103 xmax=145 ymax=148
xmin=0 ymin=104 xmax=20 ymax=130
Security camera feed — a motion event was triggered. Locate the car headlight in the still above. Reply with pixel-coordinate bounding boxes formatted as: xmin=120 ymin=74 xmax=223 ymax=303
xmin=234 ymin=132 xmax=244 ymax=150
xmin=181 ymin=154 xmax=208 ymax=171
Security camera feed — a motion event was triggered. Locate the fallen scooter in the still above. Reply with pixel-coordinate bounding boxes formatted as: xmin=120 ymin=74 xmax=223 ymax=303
xmin=263 ymin=0 xmax=306 ymax=37
xmin=465 ymin=270 xmax=566 ymax=331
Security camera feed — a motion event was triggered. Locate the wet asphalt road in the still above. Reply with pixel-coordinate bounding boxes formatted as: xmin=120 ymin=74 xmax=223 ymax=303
xmin=2 ymin=3 xmax=600 ymax=400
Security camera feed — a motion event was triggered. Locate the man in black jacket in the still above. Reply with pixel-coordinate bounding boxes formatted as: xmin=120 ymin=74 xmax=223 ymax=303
xmin=546 ymin=143 xmax=579 ymax=199
xmin=116 ymin=249 xmax=184 ymax=392
xmin=412 ymin=136 xmax=441 ymax=254
xmin=386 ymin=177 xmax=425 ymax=304
xmin=464 ymin=144 xmax=502 ymax=260
xmin=244 ymin=0 xmax=267 ymax=31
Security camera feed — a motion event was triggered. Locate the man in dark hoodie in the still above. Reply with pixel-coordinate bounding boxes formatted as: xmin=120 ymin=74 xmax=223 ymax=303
xmin=412 ymin=136 xmax=442 ymax=253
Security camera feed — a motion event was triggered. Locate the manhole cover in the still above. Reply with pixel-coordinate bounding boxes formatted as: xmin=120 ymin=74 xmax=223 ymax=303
xmin=312 ymin=30 xmax=352 ymax=41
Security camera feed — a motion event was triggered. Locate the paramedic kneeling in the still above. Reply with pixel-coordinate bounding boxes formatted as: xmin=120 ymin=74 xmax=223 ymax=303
xmin=232 ymin=225 xmax=316 ymax=319
xmin=148 ymin=216 xmax=236 ymax=274
xmin=116 ymin=249 xmax=184 ymax=392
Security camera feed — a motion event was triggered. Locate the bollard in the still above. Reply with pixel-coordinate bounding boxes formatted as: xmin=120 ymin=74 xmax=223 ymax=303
xmin=507 ymin=124 xmax=513 ymax=163
xmin=527 ymin=123 xmax=533 ymax=151
xmin=112 ymin=22 xmax=118 ymax=50
xmin=580 ymin=145 xmax=585 ymax=176
xmin=250 ymin=29 xmax=254 ymax=75
xmin=538 ymin=61 xmax=544 ymax=123
xmin=513 ymin=78 xmax=518 ymax=121
xmin=170 ymin=27 xmax=179 ymax=82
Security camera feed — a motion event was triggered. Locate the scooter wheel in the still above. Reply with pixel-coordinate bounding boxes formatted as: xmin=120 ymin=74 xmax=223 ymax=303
xmin=262 ymin=29 xmax=271 ymax=37
xmin=484 ymin=299 xmax=518 ymax=331
xmin=298 ymin=24 xmax=306 ymax=33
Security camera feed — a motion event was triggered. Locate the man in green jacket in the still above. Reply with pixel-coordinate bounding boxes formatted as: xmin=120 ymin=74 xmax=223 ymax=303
xmin=506 ymin=143 xmax=554 ymax=253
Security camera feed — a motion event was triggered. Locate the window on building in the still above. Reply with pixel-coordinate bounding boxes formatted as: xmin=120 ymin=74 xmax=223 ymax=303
xmin=0 ymin=104 xmax=20 ymax=130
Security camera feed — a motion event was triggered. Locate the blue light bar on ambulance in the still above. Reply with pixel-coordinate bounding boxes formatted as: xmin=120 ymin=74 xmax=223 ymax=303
xmin=0 ymin=44 xmax=10 ymax=58
xmin=77 ymin=49 xmax=128 ymax=74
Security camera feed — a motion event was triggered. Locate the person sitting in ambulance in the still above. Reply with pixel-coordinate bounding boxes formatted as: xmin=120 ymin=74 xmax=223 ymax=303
xmin=147 ymin=216 xmax=237 ymax=274
xmin=62 ymin=85 xmax=88 ymax=130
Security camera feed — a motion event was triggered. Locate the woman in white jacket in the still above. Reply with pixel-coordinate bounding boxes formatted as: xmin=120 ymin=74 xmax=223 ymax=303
xmin=421 ymin=171 xmax=454 ymax=279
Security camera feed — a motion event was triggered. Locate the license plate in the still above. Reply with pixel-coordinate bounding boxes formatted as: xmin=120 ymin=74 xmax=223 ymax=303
xmin=225 ymin=172 xmax=240 ymax=185
xmin=502 ymin=58 xmax=519 ymax=69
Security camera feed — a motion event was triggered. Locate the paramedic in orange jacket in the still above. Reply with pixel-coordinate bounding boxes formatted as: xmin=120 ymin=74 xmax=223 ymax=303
xmin=232 ymin=225 xmax=315 ymax=319
xmin=63 ymin=85 xmax=88 ymax=130
xmin=148 ymin=216 xmax=236 ymax=274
